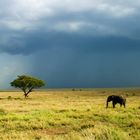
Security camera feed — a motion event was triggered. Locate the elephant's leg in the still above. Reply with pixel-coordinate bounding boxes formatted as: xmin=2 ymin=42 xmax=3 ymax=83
xmin=120 ymin=103 xmax=122 ymax=107
xmin=123 ymin=103 xmax=125 ymax=108
xmin=112 ymin=101 xmax=115 ymax=108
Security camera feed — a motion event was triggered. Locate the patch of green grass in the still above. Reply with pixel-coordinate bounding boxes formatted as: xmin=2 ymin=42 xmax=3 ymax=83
xmin=0 ymin=108 xmax=7 ymax=115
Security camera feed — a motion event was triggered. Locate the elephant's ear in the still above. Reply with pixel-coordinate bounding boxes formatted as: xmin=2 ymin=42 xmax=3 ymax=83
xmin=111 ymin=95 xmax=114 ymax=99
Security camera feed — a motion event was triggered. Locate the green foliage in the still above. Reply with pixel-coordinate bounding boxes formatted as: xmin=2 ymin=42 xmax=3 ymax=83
xmin=10 ymin=75 xmax=45 ymax=97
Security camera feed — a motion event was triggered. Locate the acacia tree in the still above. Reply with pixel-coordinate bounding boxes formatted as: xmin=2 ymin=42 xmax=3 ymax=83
xmin=10 ymin=75 xmax=45 ymax=98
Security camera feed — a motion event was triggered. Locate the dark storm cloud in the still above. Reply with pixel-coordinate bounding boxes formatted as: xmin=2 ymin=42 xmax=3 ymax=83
xmin=1 ymin=8 xmax=140 ymax=55
xmin=2 ymin=30 xmax=140 ymax=55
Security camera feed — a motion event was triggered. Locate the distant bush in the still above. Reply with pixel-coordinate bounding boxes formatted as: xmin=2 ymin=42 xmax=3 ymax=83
xmin=132 ymin=93 xmax=136 ymax=96
xmin=125 ymin=93 xmax=129 ymax=97
xmin=72 ymin=88 xmax=75 ymax=91
xmin=7 ymin=96 xmax=12 ymax=100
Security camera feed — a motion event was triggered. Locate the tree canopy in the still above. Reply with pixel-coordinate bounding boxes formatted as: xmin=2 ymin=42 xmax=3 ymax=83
xmin=10 ymin=75 xmax=45 ymax=98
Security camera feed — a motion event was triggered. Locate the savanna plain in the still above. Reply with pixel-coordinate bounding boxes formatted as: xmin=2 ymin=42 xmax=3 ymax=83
xmin=0 ymin=88 xmax=139 ymax=140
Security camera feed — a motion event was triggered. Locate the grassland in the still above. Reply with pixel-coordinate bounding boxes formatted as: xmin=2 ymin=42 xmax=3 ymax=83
xmin=0 ymin=88 xmax=139 ymax=140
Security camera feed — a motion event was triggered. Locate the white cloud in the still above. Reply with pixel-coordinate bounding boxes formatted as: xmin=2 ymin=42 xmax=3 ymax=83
xmin=0 ymin=0 xmax=138 ymax=31
xmin=53 ymin=21 xmax=88 ymax=32
xmin=95 ymin=3 xmax=135 ymax=17
xmin=51 ymin=21 xmax=120 ymax=36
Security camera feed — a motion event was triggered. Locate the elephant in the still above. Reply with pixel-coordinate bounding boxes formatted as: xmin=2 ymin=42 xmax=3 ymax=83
xmin=106 ymin=95 xmax=126 ymax=108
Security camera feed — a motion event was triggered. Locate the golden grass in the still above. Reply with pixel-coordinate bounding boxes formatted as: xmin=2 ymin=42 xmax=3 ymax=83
xmin=0 ymin=89 xmax=139 ymax=140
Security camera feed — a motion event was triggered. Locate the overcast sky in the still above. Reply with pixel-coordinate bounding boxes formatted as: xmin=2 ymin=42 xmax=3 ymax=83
xmin=1 ymin=0 xmax=140 ymax=88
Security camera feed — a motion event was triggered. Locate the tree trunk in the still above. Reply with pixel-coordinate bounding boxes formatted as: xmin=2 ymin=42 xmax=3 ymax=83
xmin=24 ymin=93 xmax=28 ymax=98
xmin=24 ymin=89 xmax=33 ymax=98
xmin=22 ymin=87 xmax=34 ymax=98
xmin=23 ymin=90 xmax=28 ymax=98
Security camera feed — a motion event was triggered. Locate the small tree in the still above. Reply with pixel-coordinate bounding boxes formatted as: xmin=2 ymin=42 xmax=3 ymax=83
xmin=10 ymin=75 xmax=45 ymax=98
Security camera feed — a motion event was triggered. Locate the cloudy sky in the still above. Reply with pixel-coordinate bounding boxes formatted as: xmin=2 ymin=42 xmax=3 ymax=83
xmin=0 ymin=0 xmax=140 ymax=88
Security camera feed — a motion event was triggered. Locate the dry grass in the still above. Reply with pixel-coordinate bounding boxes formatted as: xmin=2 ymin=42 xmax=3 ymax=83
xmin=0 ymin=88 xmax=139 ymax=140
